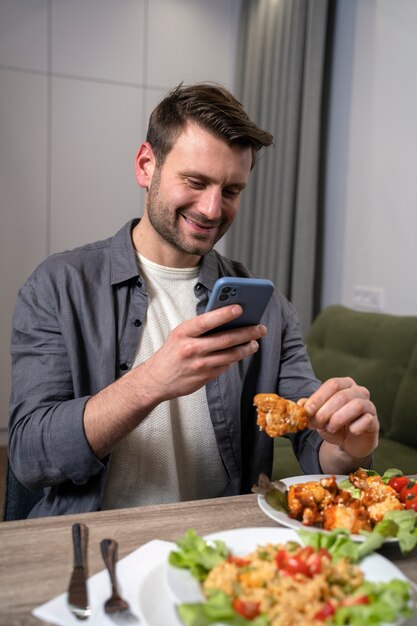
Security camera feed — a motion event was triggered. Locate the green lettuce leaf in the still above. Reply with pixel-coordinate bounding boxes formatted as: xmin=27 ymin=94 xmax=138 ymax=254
xmin=376 ymin=509 xmax=417 ymax=553
xmin=333 ymin=579 xmax=412 ymax=625
xmin=177 ymin=591 xmax=268 ymax=626
xmin=169 ymin=529 xmax=229 ymax=581
xmin=380 ymin=467 xmax=404 ymax=482
xmin=251 ymin=473 xmax=289 ymax=513
xmin=297 ymin=528 xmax=361 ymax=561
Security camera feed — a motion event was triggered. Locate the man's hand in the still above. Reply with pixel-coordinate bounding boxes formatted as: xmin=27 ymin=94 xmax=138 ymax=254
xmin=138 ymin=303 xmax=267 ymax=402
xmin=301 ymin=377 xmax=380 ymax=473
xmin=84 ymin=304 xmax=267 ymax=458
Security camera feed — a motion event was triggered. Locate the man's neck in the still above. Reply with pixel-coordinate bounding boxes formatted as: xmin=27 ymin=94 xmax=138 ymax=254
xmin=132 ymin=217 xmax=201 ymax=269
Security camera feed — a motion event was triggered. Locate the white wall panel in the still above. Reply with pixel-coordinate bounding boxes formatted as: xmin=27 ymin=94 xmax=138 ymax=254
xmin=51 ymin=0 xmax=146 ymax=84
xmin=50 ymin=77 xmax=145 ymax=252
xmin=147 ymin=0 xmax=240 ymax=88
xmin=0 ymin=0 xmax=48 ymax=71
xmin=323 ymin=0 xmax=417 ymax=316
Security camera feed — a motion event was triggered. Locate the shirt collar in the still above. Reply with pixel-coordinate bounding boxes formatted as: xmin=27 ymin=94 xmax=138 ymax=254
xmin=110 ymin=219 xmax=141 ymax=285
xmin=198 ymin=250 xmax=222 ymax=290
xmin=109 ymin=218 xmax=223 ymax=288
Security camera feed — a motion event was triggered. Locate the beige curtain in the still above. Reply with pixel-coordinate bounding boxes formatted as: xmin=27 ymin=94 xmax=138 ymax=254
xmin=227 ymin=0 xmax=334 ymax=335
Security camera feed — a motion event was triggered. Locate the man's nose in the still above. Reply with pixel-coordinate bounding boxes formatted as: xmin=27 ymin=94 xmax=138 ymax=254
xmin=198 ymin=187 xmax=223 ymax=220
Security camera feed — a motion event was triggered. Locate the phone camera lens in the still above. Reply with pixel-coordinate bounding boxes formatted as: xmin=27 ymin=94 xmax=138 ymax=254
xmin=221 ymin=287 xmax=232 ymax=294
xmin=219 ymin=294 xmax=229 ymax=301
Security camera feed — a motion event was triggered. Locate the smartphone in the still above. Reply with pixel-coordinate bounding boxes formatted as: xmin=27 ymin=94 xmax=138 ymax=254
xmin=205 ymin=277 xmax=274 ymax=333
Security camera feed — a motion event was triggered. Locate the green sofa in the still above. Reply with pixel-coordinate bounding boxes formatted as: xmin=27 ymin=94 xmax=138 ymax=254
xmin=272 ymin=305 xmax=417 ymax=479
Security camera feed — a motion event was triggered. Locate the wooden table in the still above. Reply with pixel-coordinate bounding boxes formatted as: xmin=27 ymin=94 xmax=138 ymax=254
xmin=1 ymin=494 xmax=416 ymax=626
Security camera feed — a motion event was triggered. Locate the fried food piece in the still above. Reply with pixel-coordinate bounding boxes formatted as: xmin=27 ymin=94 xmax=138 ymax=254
xmin=366 ymin=498 xmax=403 ymax=523
xmin=254 ymin=393 xmax=308 ymax=438
xmin=287 ymin=479 xmax=335 ymax=525
xmin=349 ymin=470 xmax=402 ymax=523
xmin=323 ymin=502 xmax=372 ymax=533
xmin=282 ymin=468 xmax=406 ymax=533
xmin=287 ymin=475 xmax=373 ymax=531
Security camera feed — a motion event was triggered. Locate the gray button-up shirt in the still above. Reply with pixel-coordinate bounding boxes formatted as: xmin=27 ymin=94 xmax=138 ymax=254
xmin=9 ymin=219 xmax=323 ymax=517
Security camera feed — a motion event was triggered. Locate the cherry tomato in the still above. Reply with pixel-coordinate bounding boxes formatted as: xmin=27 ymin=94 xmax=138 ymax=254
xmin=317 ymin=547 xmax=332 ymax=560
xmin=399 ymin=481 xmax=417 ymax=503
xmin=388 ymin=476 xmax=411 ymax=494
xmin=404 ymin=493 xmax=417 ymax=511
xmin=285 ymin=556 xmax=310 ymax=577
xmin=314 ymin=601 xmax=335 ymax=621
xmin=275 ymin=549 xmax=289 ymax=569
xmin=232 ymin=599 xmax=261 ymax=620
xmin=276 ymin=547 xmax=331 ymax=578
xmin=297 ymin=546 xmax=315 ymax=559
xmin=275 ymin=549 xmax=310 ymax=576
xmin=306 ymin=553 xmax=323 ymax=576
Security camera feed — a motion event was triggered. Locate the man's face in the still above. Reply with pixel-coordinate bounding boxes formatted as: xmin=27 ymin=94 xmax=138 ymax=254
xmin=144 ymin=123 xmax=252 ymax=260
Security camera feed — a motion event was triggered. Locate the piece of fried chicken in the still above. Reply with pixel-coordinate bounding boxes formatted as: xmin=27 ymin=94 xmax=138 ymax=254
xmin=323 ymin=501 xmax=372 ymax=533
xmin=287 ymin=479 xmax=335 ymax=525
xmin=287 ymin=475 xmax=373 ymax=532
xmin=349 ymin=469 xmax=403 ymax=523
xmin=254 ymin=393 xmax=308 ymax=437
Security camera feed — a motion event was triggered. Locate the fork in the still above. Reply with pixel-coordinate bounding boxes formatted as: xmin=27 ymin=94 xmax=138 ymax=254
xmin=100 ymin=538 xmax=139 ymax=623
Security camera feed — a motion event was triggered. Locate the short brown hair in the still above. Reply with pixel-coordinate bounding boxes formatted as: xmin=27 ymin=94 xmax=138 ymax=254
xmin=146 ymin=82 xmax=273 ymax=168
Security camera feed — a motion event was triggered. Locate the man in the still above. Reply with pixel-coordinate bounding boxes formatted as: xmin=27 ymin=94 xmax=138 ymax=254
xmin=9 ymin=83 xmax=379 ymax=517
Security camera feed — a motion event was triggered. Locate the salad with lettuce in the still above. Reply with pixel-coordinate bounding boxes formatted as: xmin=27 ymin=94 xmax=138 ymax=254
xmin=168 ymin=528 xmax=413 ymax=626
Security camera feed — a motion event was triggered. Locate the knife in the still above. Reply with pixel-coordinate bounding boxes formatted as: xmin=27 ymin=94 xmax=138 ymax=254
xmin=67 ymin=522 xmax=91 ymax=620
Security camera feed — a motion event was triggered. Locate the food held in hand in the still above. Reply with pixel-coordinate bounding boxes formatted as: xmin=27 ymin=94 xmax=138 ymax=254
xmin=254 ymin=393 xmax=308 ymax=437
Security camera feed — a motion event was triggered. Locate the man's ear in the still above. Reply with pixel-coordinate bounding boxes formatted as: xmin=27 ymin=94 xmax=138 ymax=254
xmin=135 ymin=142 xmax=156 ymax=189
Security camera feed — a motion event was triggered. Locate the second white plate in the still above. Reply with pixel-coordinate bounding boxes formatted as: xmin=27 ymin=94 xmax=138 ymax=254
xmin=257 ymin=474 xmax=397 ymax=542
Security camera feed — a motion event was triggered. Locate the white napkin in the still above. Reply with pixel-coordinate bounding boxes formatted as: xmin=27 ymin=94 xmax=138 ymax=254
xmin=32 ymin=539 xmax=174 ymax=626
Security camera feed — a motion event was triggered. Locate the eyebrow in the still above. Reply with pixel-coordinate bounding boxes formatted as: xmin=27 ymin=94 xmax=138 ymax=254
xmin=179 ymin=170 xmax=247 ymax=190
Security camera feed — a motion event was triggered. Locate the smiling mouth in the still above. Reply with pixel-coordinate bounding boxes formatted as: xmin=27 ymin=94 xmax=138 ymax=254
xmin=181 ymin=214 xmax=220 ymax=232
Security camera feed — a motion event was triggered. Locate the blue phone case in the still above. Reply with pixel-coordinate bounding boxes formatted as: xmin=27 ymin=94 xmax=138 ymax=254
xmin=205 ymin=277 xmax=274 ymax=332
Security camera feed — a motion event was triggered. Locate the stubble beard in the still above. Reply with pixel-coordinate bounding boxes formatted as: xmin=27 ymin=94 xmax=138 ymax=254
xmin=146 ymin=170 xmax=232 ymax=257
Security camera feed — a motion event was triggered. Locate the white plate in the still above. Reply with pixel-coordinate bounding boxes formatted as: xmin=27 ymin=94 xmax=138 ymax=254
xmin=164 ymin=527 xmax=410 ymax=624
xmin=138 ymin=562 xmax=184 ymax=626
xmin=257 ymin=474 xmax=397 ymax=542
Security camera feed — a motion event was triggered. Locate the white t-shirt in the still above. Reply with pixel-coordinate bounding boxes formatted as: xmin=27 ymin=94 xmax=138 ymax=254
xmin=101 ymin=254 xmax=228 ymax=508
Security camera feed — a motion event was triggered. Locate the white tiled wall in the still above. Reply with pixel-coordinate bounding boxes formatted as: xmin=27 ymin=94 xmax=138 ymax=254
xmin=0 ymin=0 xmax=48 ymax=71
xmin=51 ymin=0 xmax=146 ymax=83
xmin=0 ymin=0 xmax=242 ymax=442
xmin=49 ymin=76 xmax=145 ymax=252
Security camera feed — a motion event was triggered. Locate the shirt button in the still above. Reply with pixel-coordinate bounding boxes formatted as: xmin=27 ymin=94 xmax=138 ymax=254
xmin=136 ymin=278 xmax=142 ymax=288
xmin=134 ymin=319 xmax=142 ymax=327
xmin=120 ymin=363 xmax=129 ymax=371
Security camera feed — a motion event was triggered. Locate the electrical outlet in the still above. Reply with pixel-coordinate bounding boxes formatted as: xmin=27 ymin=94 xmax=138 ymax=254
xmin=353 ymin=286 xmax=385 ymax=312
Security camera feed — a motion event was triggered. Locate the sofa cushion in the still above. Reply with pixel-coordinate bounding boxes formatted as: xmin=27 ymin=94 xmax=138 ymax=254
xmin=388 ymin=343 xmax=417 ymax=448
xmin=273 ymin=436 xmax=416 ymax=479
xmin=306 ymin=305 xmax=417 ymax=437
xmin=373 ymin=437 xmax=416 ymax=475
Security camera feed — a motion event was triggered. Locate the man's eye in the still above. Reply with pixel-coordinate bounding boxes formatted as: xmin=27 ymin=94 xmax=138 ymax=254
xmin=223 ymin=188 xmax=241 ymax=198
xmin=187 ymin=179 xmax=205 ymax=189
